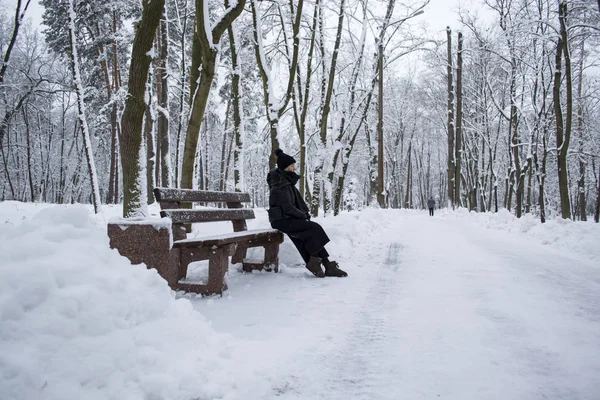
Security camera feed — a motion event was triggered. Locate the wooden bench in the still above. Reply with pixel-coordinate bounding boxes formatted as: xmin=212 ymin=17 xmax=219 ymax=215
xmin=107 ymin=188 xmax=283 ymax=296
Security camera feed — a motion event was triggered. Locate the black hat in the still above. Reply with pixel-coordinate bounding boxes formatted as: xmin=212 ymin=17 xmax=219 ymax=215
xmin=275 ymin=149 xmax=296 ymax=170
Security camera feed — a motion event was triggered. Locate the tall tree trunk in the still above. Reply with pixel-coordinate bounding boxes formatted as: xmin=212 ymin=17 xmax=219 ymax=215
xmin=68 ymin=0 xmax=101 ymax=213
xmin=404 ymin=139 xmax=413 ymax=208
xmin=226 ymin=1 xmax=244 ymax=192
xmin=509 ymin=58 xmax=522 ymax=217
xmin=553 ymin=1 xmax=572 ymax=220
xmin=174 ymin=0 xmax=189 ymax=187
xmin=23 ymin=107 xmax=35 ymax=202
xmin=312 ymin=0 xmax=346 ymax=216
xmin=298 ymin=0 xmax=320 ymax=200
xmin=446 ymin=27 xmax=455 ymax=209
xmin=144 ymin=96 xmax=155 ymax=204
xmin=594 ymin=158 xmax=599 ymax=222
xmin=157 ymin=15 xmax=170 ymax=188
xmin=219 ymin=99 xmax=231 ymax=191
xmin=110 ymin=12 xmax=121 ymax=191
xmin=577 ymin=41 xmax=586 ymax=221
xmin=537 ymin=126 xmax=548 ymax=223
xmin=109 ymin=11 xmax=121 ymax=203
xmin=455 ymin=31 xmax=463 ymax=207
xmin=332 ymin=0 xmax=368 ymax=215
xmin=180 ymin=0 xmax=246 ymax=189
xmin=120 ymin=0 xmax=165 ymax=217
xmin=376 ymin=35 xmax=385 ymax=208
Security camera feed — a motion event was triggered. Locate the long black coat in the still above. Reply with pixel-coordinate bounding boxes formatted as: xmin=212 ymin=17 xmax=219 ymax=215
xmin=267 ymin=168 xmax=330 ymax=260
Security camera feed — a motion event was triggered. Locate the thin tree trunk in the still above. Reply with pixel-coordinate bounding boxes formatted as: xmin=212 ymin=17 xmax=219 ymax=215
xmin=312 ymin=0 xmax=345 ymax=216
xmin=446 ymin=27 xmax=455 ymax=208
xmin=157 ymin=15 xmax=170 ymax=187
xmin=145 ymin=99 xmax=155 ymax=204
xmin=219 ymin=99 xmax=231 ymax=191
xmin=298 ymin=0 xmax=320 ymax=200
xmin=174 ymin=0 xmax=188 ymax=188
xmin=68 ymin=0 xmax=101 ymax=213
xmin=577 ymin=41 xmax=586 ymax=221
xmin=594 ymin=158 xmax=599 ymax=222
xmin=553 ymin=1 xmax=572 ymax=220
xmin=226 ymin=1 xmax=244 ymax=192
xmin=0 ymin=0 xmax=32 ymax=85
xmin=22 ymin=107 xmax=35 ymax=202
xmin=455 ymin=31 xmax=463 ymax=207
xmin=250 ymin=0 xmax=302 ymax=170
xmin=404 ymin=139 xmax=413 ymax=208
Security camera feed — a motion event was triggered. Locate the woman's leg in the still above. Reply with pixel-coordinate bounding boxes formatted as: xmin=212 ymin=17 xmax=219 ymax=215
xmin=271 ymin=219 xmax=330 ymax=257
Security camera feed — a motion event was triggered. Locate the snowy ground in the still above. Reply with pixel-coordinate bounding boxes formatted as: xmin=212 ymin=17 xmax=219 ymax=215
xmin=1 ymin=201 xmax=599 ymax=400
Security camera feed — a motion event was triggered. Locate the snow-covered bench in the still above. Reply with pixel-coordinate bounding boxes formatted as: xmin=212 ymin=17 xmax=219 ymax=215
xmin=107 ymin=188 xmax=283 ymax=296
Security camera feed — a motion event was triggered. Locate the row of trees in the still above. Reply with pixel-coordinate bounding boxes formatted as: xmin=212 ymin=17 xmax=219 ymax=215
xmin=443 ymin=0 xmax=600 ymax=222
xmin=1 ymin=0 xmax=599 ymax=222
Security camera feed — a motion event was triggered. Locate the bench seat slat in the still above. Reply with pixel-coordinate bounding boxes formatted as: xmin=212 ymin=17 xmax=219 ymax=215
xmin=154 ymin=188 xmax=251 ymax=203
xmin=173 ymin=229 xmax=283 ymax=248
xmin=161 ymin=208 xmax=255 ymax=224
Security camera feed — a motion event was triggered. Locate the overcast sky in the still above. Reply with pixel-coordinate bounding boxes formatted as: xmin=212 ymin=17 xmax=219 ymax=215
xmin=5 ymin=0 xmax=491 ymax=37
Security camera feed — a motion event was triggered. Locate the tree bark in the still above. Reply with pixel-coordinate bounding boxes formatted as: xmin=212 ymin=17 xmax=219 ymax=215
xmin=120 ymin=0 xmax=165 ymax=217
xmin=22 ymin=107 xmax=35 ymax=202
xmin=298 ymin=0 xmax=320 ymax=200
xmin=594 ymin=158 xmax=599 ymax=222
xmin=553 ymin=1 xmax=572 ymax=220
xmin=226 ymin=1 xmax=244 ymax=192
xmin=446 ymin=27 xmax=455 ymax=209
xmin=68 ymin=0 xmax=101 ymax=213
xmin=455 ymin=31 xmax=463 ymax=207
xmin=250 ymin=0 xmax=302 ymax=170
xmin=577 ymin=41 xmax=586 ymax=221
xmin=181 ymin=0 xmax=246 ymax=190
xmin=157 ymin=15 xmax=170 ymax=188
xmin=0 ymin=0 xmax=32 ymax=85
xmin=313 ymin=0 xmax=346 ymax=215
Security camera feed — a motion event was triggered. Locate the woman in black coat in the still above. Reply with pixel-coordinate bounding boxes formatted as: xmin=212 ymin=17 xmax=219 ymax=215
xmin=267 ymin=149 xmax=347 ymax=277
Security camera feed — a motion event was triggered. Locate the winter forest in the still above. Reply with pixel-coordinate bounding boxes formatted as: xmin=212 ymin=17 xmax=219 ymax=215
xmin=1 ymin=0 xmax=600 ymax=222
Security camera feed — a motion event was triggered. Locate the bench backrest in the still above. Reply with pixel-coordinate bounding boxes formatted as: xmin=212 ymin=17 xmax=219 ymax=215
xmin=153 ymin=188 xmax=254 ymax=240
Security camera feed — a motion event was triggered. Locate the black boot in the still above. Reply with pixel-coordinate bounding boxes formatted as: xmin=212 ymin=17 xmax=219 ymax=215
xmin=306 ymin=256 xmax=325 ymax=278
xmin=324 ymin=261 xmax=348 ymax=277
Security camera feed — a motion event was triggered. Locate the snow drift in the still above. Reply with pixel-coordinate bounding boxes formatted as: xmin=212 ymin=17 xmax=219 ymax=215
xmin=0 ymin=205 xmax=237 ymax=400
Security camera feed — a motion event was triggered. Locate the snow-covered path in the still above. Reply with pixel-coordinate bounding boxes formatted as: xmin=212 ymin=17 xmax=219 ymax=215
xmin=194 ymin=211 xmax=600 ymax=400
xmin=3 ymin=203 xmax=599 ymax=399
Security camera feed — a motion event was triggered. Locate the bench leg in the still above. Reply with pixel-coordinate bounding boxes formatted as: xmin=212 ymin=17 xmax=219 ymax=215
xmin=206 ymin=245 xmax=236 ymax=295
xmin=264 ymin=243 xmax=280 ymax=273
xmin=231 ymin=243 xmax=248 ymax=264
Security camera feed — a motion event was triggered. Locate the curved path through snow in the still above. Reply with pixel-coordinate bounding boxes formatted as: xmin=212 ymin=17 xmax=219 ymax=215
xmin=192 ymin=211 xmax=600 ymax=400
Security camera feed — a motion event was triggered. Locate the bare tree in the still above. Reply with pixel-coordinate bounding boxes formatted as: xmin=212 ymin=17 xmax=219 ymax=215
xmin=312 ymin=0 xmax=346 ymax=216
xmin=446 ymin=27 xmax=455 ymax=208
xmin=250 ymin=0 xmax=303 ymax=170
xmin=553 ymin=0 xmax=573 ymax=220
xmin=180 ymin=0 xmax=246 ymax=190
xmin=68 ymin=0 xmax=101 ymax=213
xmin=455 ymin=31 xmax=463 ymax=207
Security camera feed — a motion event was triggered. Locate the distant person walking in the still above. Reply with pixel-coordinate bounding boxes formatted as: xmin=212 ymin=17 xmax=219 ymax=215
xmin=427 ymin=196 xmax=436 ymax=216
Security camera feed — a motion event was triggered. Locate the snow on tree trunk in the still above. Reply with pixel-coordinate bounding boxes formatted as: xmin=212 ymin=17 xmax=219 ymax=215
xmin=250 ymin=0 xmax=303 ymax=170
xmin=226 ymin=2 xmax=244 ymax=192
xmin=68 ymin=0 xmax=101 ymax=214
xmin=120 ymin=0 xmax=165 ymax=218
xmin=180 ymin=0 xmax=246 ymax=190
xmin=446 ymin=27 xmax=455 ymax=209
xmin=553 ymin=1 xmax=573 ymax=220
